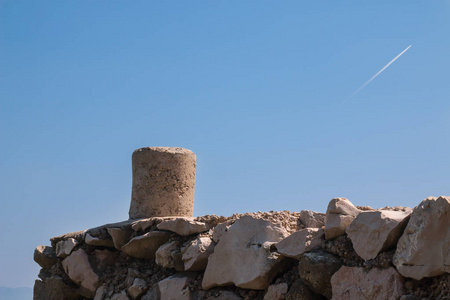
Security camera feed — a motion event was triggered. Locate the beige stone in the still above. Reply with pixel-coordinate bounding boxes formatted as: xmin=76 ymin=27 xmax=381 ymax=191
xmin=202 ymin=216 xmax=289 ymax=290
xmin=275 ymin=228 xmax=324 ymax=259
xmin=264 ymin=283 xmax=288 ymax=300
xmin=299 ymin=210 xmax=325 ymax=228
xmin=128 ymin=278 xmax=148 ymax=299
xmin=212 ymin=220 xmax=234 ymax=243
xmin=346 ymin=210 xmax=411 ymax=260
xmin=158 ymin=275 xmax=194 ymax=300
xmin=56 ymin=238 xmax=78 ymax=258
xmin=62 ymin=249 xmax=100 ymax=298
xmin=107 ymin=227 xmax=133 ymax=250
xmin=129 ymin=147 xmax=196 ymax=219
xmin=157 ymin=218 xmax=209 ymax=236
xmin=85 ymin=232 xmax=114 ymax=248
xmin=155 ymin=241 xmax=183 ymax=270
xmin=393 ymin=196 xmax=450 ymax=280
xmin=182 ymin=236 xmax=215 ymax=271
xmin=131 ymin=218 xmax=155 ymax=232
xmin=34 ymin=245 xmax=57 ymax=269
xmin=325 ymin=198 xmax=360 ymax=240
xmin=331 ymin=266 xmax=404 ymax=299
xmin=121 ymin=231 xmax=171 ymax=259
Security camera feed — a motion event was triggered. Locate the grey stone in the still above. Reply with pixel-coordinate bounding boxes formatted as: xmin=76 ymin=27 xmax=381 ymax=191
xmin=325 ymin=198 xmax=360 ymax=240
xmin=275 ymin=228 xmax=324 ymax=259
xmin=182 ymin=236 xmax=215 ymax=271
xmin=121 ymin=231 xmax=171 ymax=259
xmin=107 ymin=227 xmax=133 ymax=250
xmin=34 ymin=245 xmax=57 ymax=269
xmin=202 ymin=216 xmax=289 ymax=290
xmin=393 ymin=196 xmax=450 ymax=280
xmin=346 ymin=210 xmax=410 ymax=260
xmin=62 ymin=249 xmax=100 ymax=298
xmin=128 ymin=278 xmax=148 ymax=299
xmin=155 ymin=241 xmax=184 ymax=270
xmin=157 ymin=218 xmax=209 ymax=236
xmin=297 ymin=249 xmax=342 ymax=299
xmin=33 ymin=277 xmax=79 ymax=300
xmin=299 ymin=210 xmax=325 ymax=228
xmin=330 ymin=266 xmax=404 ymax=299
xmin=158 ymin=275 xmax=194 ymax=300
xmin=263 ymin=283 xmax=288 ymax=300
xmin=56 ymin=238 xmax=78 ymax=258
xmin=85 ymin=232 xmax=114 ymax=248
xmin=286 ymin=279 xmax=325 ymax=300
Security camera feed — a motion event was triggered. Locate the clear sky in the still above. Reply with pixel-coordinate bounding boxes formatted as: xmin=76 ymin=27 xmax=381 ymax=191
xmin=1 ymin=0 xmax=449 ymax=289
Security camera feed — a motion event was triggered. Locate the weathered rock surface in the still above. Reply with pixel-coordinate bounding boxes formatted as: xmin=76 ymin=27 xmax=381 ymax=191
xmin=62 ymin=249 xmax=100 ymax=298
xmin=128 ymin=278 xmax=148 ymax=299
xmin=331 ymin=266 xmax=404 ymax=299
xmin=182 ymin=236 xmax=215 ymax=271
xmin=393 ymin=196 xmax=450 ymax=280
xmin=121 ymin=231 xmax=171 ymax=259
xmin=324 ymin=198 xmax=360 ymax=240
xmin=110 ymin=290 xmax=129 ymax=300
xmin=346 ymin=210 xmax=411 ymax=260
xmin=157 ymin=218 xmax=209 ymax=236
xmin=286 ymin=279 xmax=324 ymax=300
xmin=34 ymin=276 xmax=79 ymax=300
xmin=85 ymin=232 xmax=114 ymax=248
xmin=155 ymin=241 xmax=183 ymax=270
xmin=56 ymin=238 xmax=78 ymax=258
xmin=158 ymin=275 xmax=194 ymax=300
xmin=298 ymin=249 xmax=342 ymax=299
xmin=211 ymin=220 xmax=233 ymax=243
xmin=202 ymin=216 xmax=289 ymax=290
xmin=107 ymin=227 xmax=133 ymax=250
xmin=299 ymin=210 xmax=325 ymax=228
xmin=34 ymin=245 xmax=57 ymax=269
xmin=275 ymin=228 xmax=324 ymax=259
xmin=263 ymin=283 xmax=288 ymax=300
xmin=129 ymin=147 xmax=196 ymax=219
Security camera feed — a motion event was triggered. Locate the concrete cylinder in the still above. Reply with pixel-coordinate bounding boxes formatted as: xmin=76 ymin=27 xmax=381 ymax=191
xmin=128 ymin=147 xmax=196 ymax=219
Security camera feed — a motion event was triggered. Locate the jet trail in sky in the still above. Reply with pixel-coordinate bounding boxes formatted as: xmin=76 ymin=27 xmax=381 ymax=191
xmin=350 ymin=45 xmax=411 ymax=98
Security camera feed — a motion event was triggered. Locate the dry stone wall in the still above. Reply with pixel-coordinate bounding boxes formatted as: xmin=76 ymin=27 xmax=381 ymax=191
xmin=34 ymin=197 xmax=450 ymax=300
xmin=33 ymin=148 xmax=449 ymax=299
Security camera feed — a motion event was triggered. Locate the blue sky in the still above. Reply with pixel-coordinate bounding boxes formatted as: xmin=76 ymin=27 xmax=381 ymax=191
xmin=1 ymin=0 xmax=449 ymax=288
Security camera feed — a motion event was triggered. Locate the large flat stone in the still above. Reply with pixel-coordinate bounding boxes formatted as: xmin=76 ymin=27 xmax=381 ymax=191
xmin=346 ymin=210 xmax=410 ymax=260
xmin=275 ymin=228 xmax=324 ymax=259
xmin=393 ymin=196 xmax=450 ymax=280
xmin=156 ymin=218 xmax=209 ymax=236
xmin=330 ymin=266 xmax=404 ymax=299
xmin=121 ymin=231 xmax=171 ymax=259
xmin=62 ymin=249 xmax=100 ymax=298
xmin=202 ymin=216 xmax=289 ymax=290
xmin=158 ymin=275 xmax=194 ymax=300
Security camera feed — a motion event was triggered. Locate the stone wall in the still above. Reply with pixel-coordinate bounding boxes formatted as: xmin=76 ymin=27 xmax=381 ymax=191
xmin=34 ymin=196 xmax=450 ymax=300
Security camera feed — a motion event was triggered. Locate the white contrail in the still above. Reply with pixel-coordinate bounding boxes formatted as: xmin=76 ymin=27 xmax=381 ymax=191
xmin=349 ymin=45 xmax=411 ymax=98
